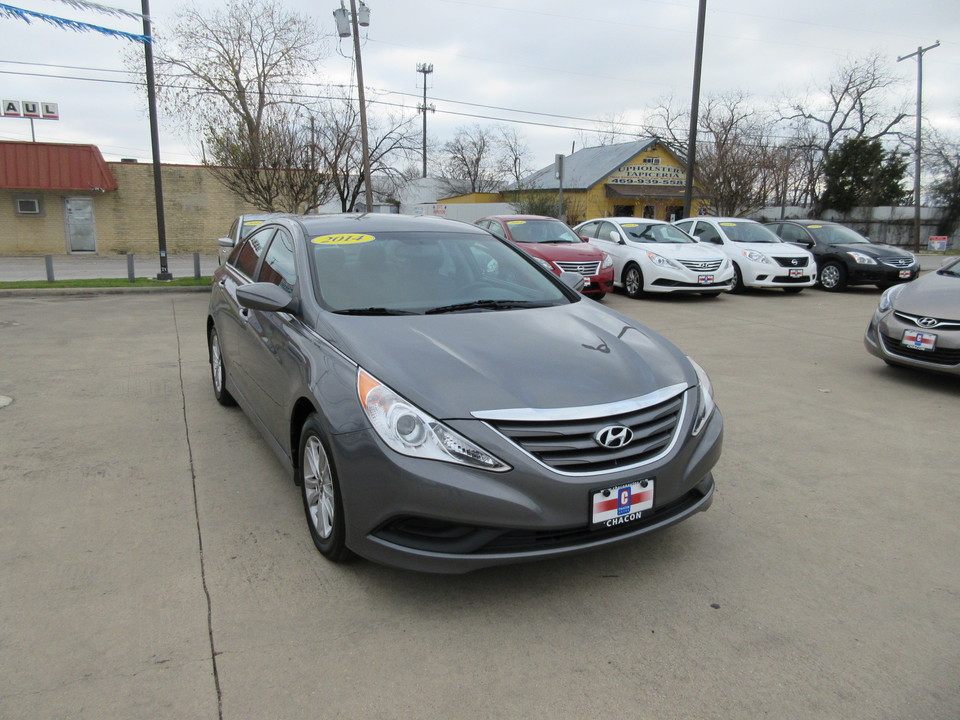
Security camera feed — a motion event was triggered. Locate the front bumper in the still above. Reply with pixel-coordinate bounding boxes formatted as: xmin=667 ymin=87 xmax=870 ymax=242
xmin=330 ymin=405 xmax=723 ymax=573
xmin=865 ymin=314 xmax=960 ymax=375
xmin=742 ymin=262 xmax=816 ymax=288
xmin=848 ymin=262 xmax=919 ymax=286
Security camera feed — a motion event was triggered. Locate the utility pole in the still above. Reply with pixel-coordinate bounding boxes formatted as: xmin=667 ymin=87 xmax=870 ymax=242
xmin=417 ymin=63 xmax=434 ymax=178
xmin=682 ymin=0 xmax=707 ymax=220
xmin=333 ymin=1 xmax=373 ymax=211
xmin=897 ymin=40 xmax=939 ymax=253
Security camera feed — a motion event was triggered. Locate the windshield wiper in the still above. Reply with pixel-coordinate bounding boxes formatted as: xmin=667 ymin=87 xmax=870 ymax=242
xmin=334 ymin=307 xmax=418 ymax=316
xmin=425 ymin=299 xmax=549 ymax=314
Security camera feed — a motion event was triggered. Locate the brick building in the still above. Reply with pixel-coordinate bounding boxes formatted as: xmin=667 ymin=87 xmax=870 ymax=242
xmin=0 ymin=141 xmax=258 ymax=255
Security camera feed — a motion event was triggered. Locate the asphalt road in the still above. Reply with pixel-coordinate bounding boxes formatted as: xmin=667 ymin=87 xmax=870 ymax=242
xmin=1 ymin=286 xmax=958 ymax=719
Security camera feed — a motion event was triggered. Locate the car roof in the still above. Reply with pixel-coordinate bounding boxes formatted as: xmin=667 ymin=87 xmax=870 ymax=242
xmin=581 ymin=217 xmax=672 ymax=225
xmin=678 ymin=216 xmax=760 ymax=224
xmin=774 ymin=219 xmax=839 ymax=226
xmin=479 ymin=215 xmax=563 ymax=222
xmin=294 ymin=212 xmax=489 ymax=236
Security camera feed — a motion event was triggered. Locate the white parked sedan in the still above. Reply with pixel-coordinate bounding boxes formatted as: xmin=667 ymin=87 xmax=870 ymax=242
xmin=673 ymin=217 xmax=816 ymax=293
xmin=575 ymin=218 xmax=734 ymax=298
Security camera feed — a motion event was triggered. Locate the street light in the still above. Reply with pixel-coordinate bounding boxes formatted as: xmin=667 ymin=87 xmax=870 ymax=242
xmin=333 ymin=1 xmax=373 ymax=212
xmin=897 ymin=40 xmax=939 ymax=253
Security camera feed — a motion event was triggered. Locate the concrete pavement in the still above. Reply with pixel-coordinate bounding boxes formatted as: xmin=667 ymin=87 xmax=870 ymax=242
xmin=1 ymin=289 xmax=958 ymax=719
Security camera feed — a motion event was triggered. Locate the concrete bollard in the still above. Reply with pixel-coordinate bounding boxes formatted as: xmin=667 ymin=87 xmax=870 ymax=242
xmin=45 ymin=255 xmax=54 ymax=282
xmin=193 ymin=252 xmax=201 ymax=279
xmin=127 ymin=253 xmax=135 ymax=282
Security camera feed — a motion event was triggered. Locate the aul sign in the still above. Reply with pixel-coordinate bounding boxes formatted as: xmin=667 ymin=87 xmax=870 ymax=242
xmin=2 ymin=101 xmax=59 ymax=119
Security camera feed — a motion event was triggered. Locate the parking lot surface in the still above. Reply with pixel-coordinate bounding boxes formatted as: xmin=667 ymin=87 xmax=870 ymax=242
xmin=1 ymin=286 xmax=958 ymax=719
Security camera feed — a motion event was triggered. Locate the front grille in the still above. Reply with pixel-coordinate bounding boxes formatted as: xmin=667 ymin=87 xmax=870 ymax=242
xmin=555 ymin=260 xmax=601 ymax=276
xmin=485 ymin=390 xmax=687 ymax=474
xmin=893 ymin=311 xmax=960 ymax=331
xmin=677 ymin=258 xmax=723 ymax=272
xmin=881 ymin=257 xmax=914 ymax=268
xmin=772 ymin=256 xmax=809 ymax=268
xmin=881 ymin=334 xmax=960 ymax=366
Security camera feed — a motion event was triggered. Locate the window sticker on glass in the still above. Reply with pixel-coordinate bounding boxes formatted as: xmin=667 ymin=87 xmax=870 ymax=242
xmin=312 ymin=234 xmax=375 ymax=246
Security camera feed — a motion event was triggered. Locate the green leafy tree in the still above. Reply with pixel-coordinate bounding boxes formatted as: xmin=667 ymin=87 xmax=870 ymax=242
xmin=818 ymin=136 xmax=909 ymax=213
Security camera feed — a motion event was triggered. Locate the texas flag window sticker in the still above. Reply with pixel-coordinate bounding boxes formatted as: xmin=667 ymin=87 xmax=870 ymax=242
xmin=591 ymin=480 xmax=654 ymax=528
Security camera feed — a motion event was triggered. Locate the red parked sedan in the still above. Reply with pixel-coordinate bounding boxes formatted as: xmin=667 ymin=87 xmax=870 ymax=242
xmin=475 ymin=215 xmax=615 ymax=300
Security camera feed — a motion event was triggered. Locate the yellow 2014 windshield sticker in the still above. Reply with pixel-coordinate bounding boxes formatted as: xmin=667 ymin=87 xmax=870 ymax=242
xmin=622 ymin=223 xmax=639 ymax=228
xmin=720 ymin=222 xmax=737 ymax=226
xmin=507 ymin=221 xmax=527 ymax=225
xmin=243 ymin=220 xmax=264 ymax=226
xmin=312 ymin=233 xmax=375 ymax=245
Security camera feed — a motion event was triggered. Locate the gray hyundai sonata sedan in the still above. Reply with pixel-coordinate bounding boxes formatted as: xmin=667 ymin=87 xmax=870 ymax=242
xmin=207 ymin=213 xmax=722 ymax=573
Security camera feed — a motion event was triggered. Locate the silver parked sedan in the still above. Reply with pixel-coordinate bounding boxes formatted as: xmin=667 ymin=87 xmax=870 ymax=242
xmin=864 ymin=256 xmax=960 ymax=375
xmin=207 ymin=213 xmax=722 ymax=573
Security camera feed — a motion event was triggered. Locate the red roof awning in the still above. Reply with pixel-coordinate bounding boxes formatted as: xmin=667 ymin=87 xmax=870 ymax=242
xmin=0 ymin=141 xmax=118 ymax=192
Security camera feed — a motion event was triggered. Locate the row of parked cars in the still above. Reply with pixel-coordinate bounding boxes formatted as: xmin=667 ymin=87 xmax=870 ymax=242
xmin=471 ymin=214 xmax=923 ymax=300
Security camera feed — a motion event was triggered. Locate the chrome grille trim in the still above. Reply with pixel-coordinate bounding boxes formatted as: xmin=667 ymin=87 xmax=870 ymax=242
xmin=881 ymin=257 xmax=914 ymax=268
xmin=677 ymin=258 xmax=723 ymax=272
xmin=893 ymin=311 xmax=960 ymax=330
xmin=555 ymin=260 xmax=602 ymax=276
xmin=471 ymin=383 xmax=688 ymax=421
xmin=476 ymin=384 xmax=690 ymax=476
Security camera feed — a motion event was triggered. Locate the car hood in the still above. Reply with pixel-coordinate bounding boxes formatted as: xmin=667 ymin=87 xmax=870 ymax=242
xmin=736 ymin=242 xmax=809 ymax=257
xmin=645 ymin=243 xmax=725 ymax=261
xmin=517 ymin=242 xmax=604 ymax=263
xmin=830 ymin=243 xmax=912 ymax=258
xmin=318 ymin=302 xmax=692 ymax=419
xmin=893 ymin=269 xmax=960 ymax=316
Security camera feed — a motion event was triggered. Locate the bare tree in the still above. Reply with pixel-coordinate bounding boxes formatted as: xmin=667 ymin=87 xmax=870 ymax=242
xmin=314 ymin=96 xmax=420 ymax=211
xmin=204 ymin=109 xmax=335 ymax=212
xmin=575 ymin=112 xmax=632 ymax=150
xmin=643 ymin=93 xmax=784 ymax=215
xmin=779 ymin=51 xmax=909 ymax=209
xmin=924 ymin=128 xmax=960 ymax=235
xmin=146 ymin=0 xmax=328 ymax=210
xmin=495 ymin=126 xmax=534 ymax=189
xmin=438 ymin=124 xmax=513 ymax=196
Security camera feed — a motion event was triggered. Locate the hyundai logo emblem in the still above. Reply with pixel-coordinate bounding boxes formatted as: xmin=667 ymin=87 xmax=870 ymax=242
xmin=595 ymin=425 xmax=633 ymax=449
xmin=917 ymin=317 xmax=938 ymax=328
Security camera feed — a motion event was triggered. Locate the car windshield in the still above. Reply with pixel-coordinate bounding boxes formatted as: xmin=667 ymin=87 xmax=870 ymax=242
xmin=937 ymin=258 xmax=960 ymax=277
xmin=621 ymin=222 xmax=696 ymax=244
xmin=806 ymin=224 xmax=870 ymax=244
xmin=308 ymin=230 xmax=573 ymax=315
xmin=719 ymin=222 xmax=781 ymax=243
xmin=505 ymin=219 xmax=581 ymax=244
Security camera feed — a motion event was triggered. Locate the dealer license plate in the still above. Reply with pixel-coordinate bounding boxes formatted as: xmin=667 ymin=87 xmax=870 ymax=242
xmin=591 ymin=480 xmax=654 ymax=529
xmin=902 ymin=329 xmax=937 ymax=351
xmin=899 ymin=270 xmax=911 ymax=279
xmin=697 ymin=274 xmax=714 ymax=285
xmin=789 ymin=268 xmax=804 ymax=278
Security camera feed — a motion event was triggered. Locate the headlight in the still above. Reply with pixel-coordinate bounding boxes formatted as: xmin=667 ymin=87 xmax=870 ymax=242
xmin=688 ymin=358 xmax=716 ymax=436
xmin=877 ymin=283 xmax=905 ymax=313
xmin=601 ymin=252 xmax=614 ymax=269
xmin=534 ymin=257 xmax=554 ymax=272
xmin=357 ymin=369 xmax=509 ymax=471
xmin=646 ymin=251 xmax=676 ymax=269
xmin=847 ymin=251 xmax=877 ymax=265
xmin=742 ymin=249 xmax=771 ymax=264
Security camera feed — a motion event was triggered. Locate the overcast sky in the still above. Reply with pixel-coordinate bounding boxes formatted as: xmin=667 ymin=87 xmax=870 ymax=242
xmin=1 ymin=0 xmax=957 ymax=172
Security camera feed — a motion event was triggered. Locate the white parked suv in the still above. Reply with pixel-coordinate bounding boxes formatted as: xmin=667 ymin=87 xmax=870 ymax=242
xmin=673 ymin=217 xmax=816 ymax=293
xmin=574 ymin=217 xmax=734 ymax=298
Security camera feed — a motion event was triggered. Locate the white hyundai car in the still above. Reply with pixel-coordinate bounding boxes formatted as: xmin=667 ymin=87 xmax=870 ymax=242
xmin=574 ymin=218 xmax=734 ymax=298
xmin=673 ymin=217 xmax=816 ymax=293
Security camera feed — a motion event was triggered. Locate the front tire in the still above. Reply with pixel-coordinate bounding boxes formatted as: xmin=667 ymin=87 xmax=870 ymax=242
xmin=819 ymin=261 xmax=847 ymax=292
xmin=623 ymin=264 xmax=645 ymax=299
xmin=209 ymin=326 xmax=236 ymax=407
xmin=731 ymin=264 xmax=747 ymax=293
xmin=298 ymin=414 xmax=353 ymax=563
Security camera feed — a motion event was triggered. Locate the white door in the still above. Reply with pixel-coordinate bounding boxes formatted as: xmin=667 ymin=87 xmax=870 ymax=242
xmin=65 ymin=197 xmax=96 ymax=252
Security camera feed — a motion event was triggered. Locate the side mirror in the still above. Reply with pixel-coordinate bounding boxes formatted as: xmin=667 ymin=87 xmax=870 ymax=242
xmin=218 ymin=237 xmax=235 ymax=248
xmin=237 ymin=282 xmax=298 ymax=314
xmin=579 ymin=235 xmax=590 ymax=242
xmin=609 ymin=230 xmax=622 ymax=243
xmin=559 ymin=270 xmax=585 ymax=293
